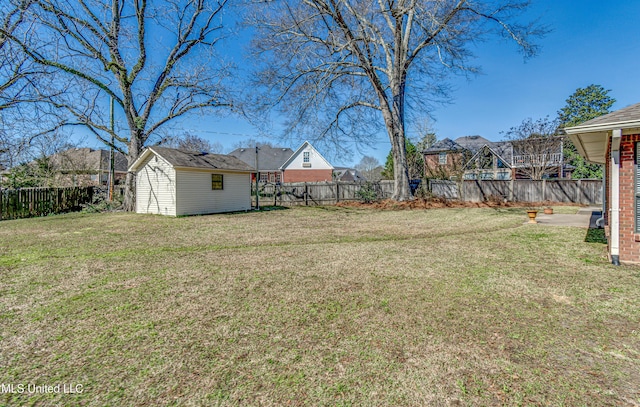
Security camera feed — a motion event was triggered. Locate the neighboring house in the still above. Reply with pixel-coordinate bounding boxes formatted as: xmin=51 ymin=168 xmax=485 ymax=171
xmin=464 ymin=140 xmax=516 ymax=180
xmin=333 ymin=167 xmax=366 ymax=182
xmin=424 ymin=135 xmax=568 ymax=180
xmin=280 ymin=141 xmax=334 ymax=182
xmin=52 ymin=148 xmax=128 ymax=186
xmin=228 ymin=145 xmax=293 ymax=183
xmin=423 ymin=137 xmax=473 ymax=180
xmin=13 ymin=148 xmax=128 ymax=187
xmin=564 ymin=101 xmax=640 ymax=265
xmin=128 ymin=147 xmax=254 ymax=216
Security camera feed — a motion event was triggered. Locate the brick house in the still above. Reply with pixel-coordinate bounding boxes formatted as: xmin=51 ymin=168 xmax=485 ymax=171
xmin=229 ymin=141 xmax=334 ymax=183
xmin=565 ymin=102 xmax=640 ymax=265
xmin=423 ymin=137 xmax=472 ymax=180
xmin=424 ymin=135 xmax=568 ymax=180
xmin=279 ymin=141 xmax=334 ymax=183
xmin=228 ymin=145 xmax=293 ymax=183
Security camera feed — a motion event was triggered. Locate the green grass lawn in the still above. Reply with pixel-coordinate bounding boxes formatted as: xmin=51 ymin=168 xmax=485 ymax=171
xmin=0 ymin=207 xmax=638 ymax=406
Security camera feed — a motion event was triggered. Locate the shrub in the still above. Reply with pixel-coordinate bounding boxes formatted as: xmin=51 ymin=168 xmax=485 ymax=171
xmin=357 ymin=182 xmax=379 ymax=203
xmin=82 ymin=187 xmax=123 ymax=213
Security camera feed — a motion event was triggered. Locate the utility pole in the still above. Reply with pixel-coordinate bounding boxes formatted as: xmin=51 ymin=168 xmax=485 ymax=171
xmin=108 ymin=97 xmax=115 ymax=201
xmin=255 ymin=145 xmax=260 ymax=210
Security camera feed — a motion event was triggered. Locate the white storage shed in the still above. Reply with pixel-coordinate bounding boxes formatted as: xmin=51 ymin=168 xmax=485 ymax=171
xmin=129 ymin=147 xmax=254 ymax=216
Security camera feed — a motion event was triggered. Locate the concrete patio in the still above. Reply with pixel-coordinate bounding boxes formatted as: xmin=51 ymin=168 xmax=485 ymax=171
xmin=527 ymin=207 xmax=602 ymax=228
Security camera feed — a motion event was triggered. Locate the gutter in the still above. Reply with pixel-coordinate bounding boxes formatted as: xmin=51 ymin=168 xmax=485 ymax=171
xmin=564 ymin=119 xmax=640 ymax=134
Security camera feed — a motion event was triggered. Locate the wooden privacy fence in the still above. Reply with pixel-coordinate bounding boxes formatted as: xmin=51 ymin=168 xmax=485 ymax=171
xmin=428 ymin=179 xmax=603 ymax=205
xmin=0 ymin=187 xmax=94 ymax=221
xmin=254 ymin=181 xmax=395 ymax=206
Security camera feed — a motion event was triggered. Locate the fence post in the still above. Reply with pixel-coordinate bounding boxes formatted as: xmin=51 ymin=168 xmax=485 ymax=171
xmin=577 ymin=179 xmax=582 ymax=205
xmin=304 ymin=183 xmax=309 ymax=206
xmin=542 ymin=179 xmax=546 ymax=202
xmin=335 ymin=182 xmax=339 ymax=204
xmin=509 ymin=178 xmax=514 ymax=202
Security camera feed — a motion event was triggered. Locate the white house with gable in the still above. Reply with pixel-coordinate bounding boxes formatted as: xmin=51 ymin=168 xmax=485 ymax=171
xmin=280 ymin=141 xmax=334 ymax=183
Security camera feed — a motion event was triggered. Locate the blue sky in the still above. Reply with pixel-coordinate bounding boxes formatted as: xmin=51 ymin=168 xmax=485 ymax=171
xmin=83 ymin=1 xmax=640 ymax=168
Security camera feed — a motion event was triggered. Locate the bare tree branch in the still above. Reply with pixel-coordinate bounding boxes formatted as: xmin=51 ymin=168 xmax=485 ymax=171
xmin=248 ymin=0 xmax=547 ymax=200
xmin=1 ymin=0 xmax=235 ymax=210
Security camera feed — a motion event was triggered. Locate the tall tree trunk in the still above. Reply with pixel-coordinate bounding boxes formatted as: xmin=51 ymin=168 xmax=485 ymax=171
xmin=390 ymin=125 xmax=412 ymax=201
xmin=123 ymin=133 xmax=142 ymax=211
xmin=388 ymin=74 xmax=412 ymax=201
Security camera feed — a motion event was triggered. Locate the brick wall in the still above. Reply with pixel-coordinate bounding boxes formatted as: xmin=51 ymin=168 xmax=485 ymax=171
xmin=424 ymin=152 xmax=465 ymax=179
xmin=282 ymin=169 xmax=333 ymax=183
xmin=617 ymin=134 xmax=640 ymax=263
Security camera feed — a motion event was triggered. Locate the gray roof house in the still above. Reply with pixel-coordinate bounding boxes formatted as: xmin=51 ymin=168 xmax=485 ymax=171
xmin=424 ymin=135 xmax=566 ymax=180
xmin=424 ymin=136 xmax=515 ymax=180
xmin=228 ymin=146 xmax=294 ymax=172
xmin=333 ymin=167 xmax=366 ymax=182
xmin=52 ymin=148 xmax=128 ymax=173
xmin=129 ymin=147 xmax=254 ymax=216
xmin=228 ymin=145 xmax=294 ymax=183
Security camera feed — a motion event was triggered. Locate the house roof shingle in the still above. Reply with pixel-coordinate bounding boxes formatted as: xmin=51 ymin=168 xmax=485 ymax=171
xmin=423 ymin=138 xmax=465 ymax=153
xmin=228 ymin=145 xmax=294 ymax=171
xmin=572 ymin=102 xmax=640 ymax=128
xmin=454 ymin=135 xmax=493 ymax=154
xmin=147 ymin=147 xmax=254 ymax=171
xmin=333 ymin=167 xmax=365 ymax=182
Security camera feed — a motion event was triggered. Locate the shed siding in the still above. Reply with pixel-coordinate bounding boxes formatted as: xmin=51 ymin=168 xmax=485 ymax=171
xmin=175 ymin=170 xmax=251 ymax=215
xmin=136 ymin=155 xmax=177 ymax=216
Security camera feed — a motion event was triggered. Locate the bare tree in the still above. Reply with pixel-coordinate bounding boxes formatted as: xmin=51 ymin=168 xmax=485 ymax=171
xmin=1 ymin=131 xmax=80 ymax=187
xmin=248 ymin=0 xmax=546 ymax=201
xmin=1 ymin=0 xmax=234 ymax=210
xmin=413 ymin=117 xmax=437 ymax=151
xmin=0 ymin=1 xmax=40 ymax=169
xmin=230 ymin=138 xmax=276 ymax=151
xmin=505 ymin=116 xmax=564 ymax=180
xmin=355 ymin=155 xmax=381 ymax=180
xmin=160 ymin=132 xmax=224 ymax=153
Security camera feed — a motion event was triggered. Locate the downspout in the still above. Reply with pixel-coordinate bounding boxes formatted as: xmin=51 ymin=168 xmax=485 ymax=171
xmin=596 ymin=165 xmax=606 ymax=227
xmin=610 ymin=129 xmax=622 ymax=266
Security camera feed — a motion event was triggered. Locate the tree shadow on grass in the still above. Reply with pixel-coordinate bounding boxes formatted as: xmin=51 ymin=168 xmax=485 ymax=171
xmin=585 ymin=228 xmax=607 ymax=244
xmin=585 ymin=211 xmax=606 ymax=244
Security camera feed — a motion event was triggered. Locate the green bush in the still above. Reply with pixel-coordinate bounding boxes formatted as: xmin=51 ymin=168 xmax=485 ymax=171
xmin=357 ymin=182 xmax=379 ymax=203
xmin=82 ymin=188 xmax=123 ymax=213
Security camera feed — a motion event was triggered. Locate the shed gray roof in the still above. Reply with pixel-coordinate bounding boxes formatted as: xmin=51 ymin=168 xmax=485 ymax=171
xmin=228 ymin=145 xmax=294 ymax=171
xmin=572 ymin=102 xmax=640 ymax=128
xmin=144 ymin=147 xmax=254 ymax=171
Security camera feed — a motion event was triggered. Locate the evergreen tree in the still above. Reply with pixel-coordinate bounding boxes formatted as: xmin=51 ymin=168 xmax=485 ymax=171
xmin=559 ymin=85 xmax=615 ymax=179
